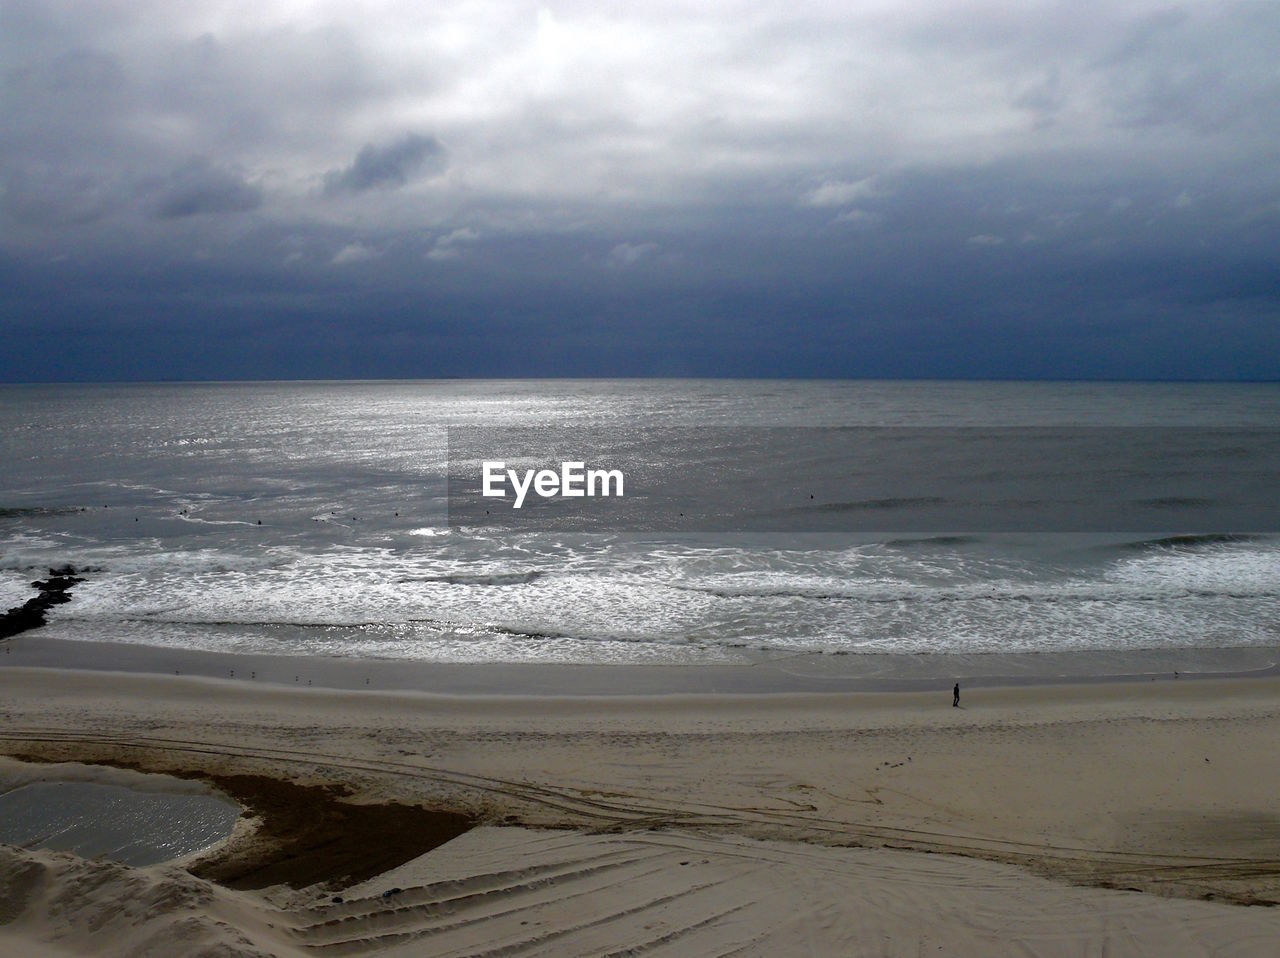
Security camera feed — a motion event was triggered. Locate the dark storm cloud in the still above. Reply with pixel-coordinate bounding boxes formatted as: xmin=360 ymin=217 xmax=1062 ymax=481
xmin=0 ymin=2 xmax=1277 ymax=382
xmin=151 ymin=158 xmax=263 ymax=219
xmin=322 ymin=134 xmax=445 ymax=195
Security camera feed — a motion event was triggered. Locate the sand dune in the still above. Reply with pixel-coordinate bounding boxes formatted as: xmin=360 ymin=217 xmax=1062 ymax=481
xmin=6 ymin=825 xmax=1280 ymax=957
xmin=326 ymin=826 xmax=1280 ymax=958
xmin=0 ymin=844 xmax=285 ymax=958
xmin=3 ymin=666 xmax=1280 ymax=955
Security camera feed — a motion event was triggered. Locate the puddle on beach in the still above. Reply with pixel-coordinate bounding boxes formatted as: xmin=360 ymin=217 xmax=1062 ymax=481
xmin=0 ymin=773 xmax=241 ymax=867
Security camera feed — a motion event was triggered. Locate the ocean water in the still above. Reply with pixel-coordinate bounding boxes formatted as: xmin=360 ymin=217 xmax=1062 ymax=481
xmin=2 ymin=380 xmax=1279 ymax=670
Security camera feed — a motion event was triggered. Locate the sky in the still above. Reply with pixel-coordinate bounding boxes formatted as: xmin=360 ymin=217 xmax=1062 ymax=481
xmin=2 ymin=0 xmax=1278 ymax=381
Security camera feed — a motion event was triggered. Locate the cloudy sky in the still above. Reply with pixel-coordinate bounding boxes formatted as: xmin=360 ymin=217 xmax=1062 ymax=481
xmin=2 ymin=0 xmax=1278 ymax=381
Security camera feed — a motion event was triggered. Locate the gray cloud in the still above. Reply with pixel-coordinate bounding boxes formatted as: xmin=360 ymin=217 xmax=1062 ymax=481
xmin=151 ymin=158 xmax=262 ymax=219
xmin=803 ymin=178 xmax=878 ymax=209
xmin=330 ymin=241 xmax=379 ymax=265
xmin=0 ymin=2 xmax=1277 ymax=381
xmin=426 ymin=227 xmax=479 ymax=261
xmin=606 ymin=241 xmax=658 ymax=268
xmin=322 ymin=134 xmax=445 ymax=195
xmin=1097 ymin=5 xmax=1280 ymax=137
xmin=0 ymin=167 xmax=113 ymax=227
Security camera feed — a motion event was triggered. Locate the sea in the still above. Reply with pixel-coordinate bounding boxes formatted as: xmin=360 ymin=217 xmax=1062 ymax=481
xmin=2 ymin=380 xmax=1279 ymax=678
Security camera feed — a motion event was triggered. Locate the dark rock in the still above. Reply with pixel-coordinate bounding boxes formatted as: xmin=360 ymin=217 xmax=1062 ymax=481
xmin=0 ymin=565 xmax=85 ymax=640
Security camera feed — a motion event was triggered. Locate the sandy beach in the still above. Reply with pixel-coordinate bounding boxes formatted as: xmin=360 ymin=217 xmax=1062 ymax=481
xmin=2 ymin=655 xmax=1280 ymax=956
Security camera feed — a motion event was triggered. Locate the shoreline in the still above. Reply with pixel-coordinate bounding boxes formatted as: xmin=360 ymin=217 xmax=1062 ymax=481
xmin=4 ymin=634 xmax=1279 ymax=696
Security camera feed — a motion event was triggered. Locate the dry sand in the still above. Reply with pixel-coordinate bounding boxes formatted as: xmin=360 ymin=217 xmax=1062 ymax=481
xmin=2 ymin=663 xmax=1279 ymax=956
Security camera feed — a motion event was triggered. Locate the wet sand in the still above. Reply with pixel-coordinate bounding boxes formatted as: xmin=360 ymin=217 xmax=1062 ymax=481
xmin=6 ymin=633 xmax=1279 ymax=694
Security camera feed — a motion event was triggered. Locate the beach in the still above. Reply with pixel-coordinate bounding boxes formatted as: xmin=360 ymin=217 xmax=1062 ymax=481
xmin=3 ymin=656 xmax=1280 ymax=956
xmin=6 ymin=0 xmax=1280 ymax=942
xmin=3 ymin=381 xmax=1280 ymax=953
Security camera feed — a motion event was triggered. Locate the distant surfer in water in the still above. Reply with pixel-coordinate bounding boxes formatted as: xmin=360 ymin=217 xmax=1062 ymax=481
xmin=953 ymin=683 xmax=960 ymax=707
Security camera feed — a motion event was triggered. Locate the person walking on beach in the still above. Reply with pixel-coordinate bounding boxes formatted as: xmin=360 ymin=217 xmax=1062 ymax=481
xmin=953 ymin=682 xmax=960 ymax=707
